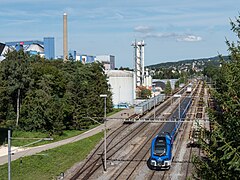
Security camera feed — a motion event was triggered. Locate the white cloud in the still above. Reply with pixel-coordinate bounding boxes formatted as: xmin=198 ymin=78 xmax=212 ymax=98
xmin=142 ymin=32 xmax=179 ymax=39
xmin=134 ymin=25 xmax=152 ymax=33
xmin=134 ymin=25 xmax=202 ymax=42
xmin=177 ymin=35 xmax=202 ymax=42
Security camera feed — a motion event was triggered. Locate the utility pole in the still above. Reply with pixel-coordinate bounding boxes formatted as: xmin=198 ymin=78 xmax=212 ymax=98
xmin=152 ymin=83 xmax=156 ymax=120
xmin=7 ymin=133 xmax=53 ymax=180
xmin=100 ymin=94 xmax=107 ymax=172
xmin=173 ymin=94 xmax=181 ymax=122
xmin=8 ymin=130 xmax=11 ymax=180
xmin=16 ymin=89 xmax=20 ymax=126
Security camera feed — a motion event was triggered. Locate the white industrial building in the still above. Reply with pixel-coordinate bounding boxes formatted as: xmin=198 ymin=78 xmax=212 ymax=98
xmin=105 ymin=70 xmax=135 ymax=106
xmin=143 ymin=68 xmax=152 ymax=89
xmin=96 ymin=55 xmax=115 ymax=70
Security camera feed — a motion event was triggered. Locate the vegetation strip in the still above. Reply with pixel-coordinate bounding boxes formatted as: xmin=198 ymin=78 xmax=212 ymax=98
xmin=0 ymin=132 xmax=103 ymax=180
xmin=10 ymin=130 xmax=85 ymax=147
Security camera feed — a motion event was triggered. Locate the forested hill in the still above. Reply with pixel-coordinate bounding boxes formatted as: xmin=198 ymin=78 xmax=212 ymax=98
xmin=146 ymin=55 xmax=230 ymax=69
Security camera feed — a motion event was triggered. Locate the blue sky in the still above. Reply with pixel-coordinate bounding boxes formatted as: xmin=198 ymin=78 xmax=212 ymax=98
xmin=0 ymin=0 xmax=239 ymax=67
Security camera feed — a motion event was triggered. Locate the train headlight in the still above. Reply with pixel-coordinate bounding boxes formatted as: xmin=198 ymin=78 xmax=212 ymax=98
xmin=164 ymin=160 xmax=171 ymax=167
xmin=150 ymin=160 xmax=156 ymax=166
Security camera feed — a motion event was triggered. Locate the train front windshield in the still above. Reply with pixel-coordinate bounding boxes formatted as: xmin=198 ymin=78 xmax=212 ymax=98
xmin=154 ymin=137 xmax=166 ymax=156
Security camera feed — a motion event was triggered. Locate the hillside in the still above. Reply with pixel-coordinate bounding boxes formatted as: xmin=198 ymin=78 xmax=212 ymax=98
xmin=146 ymin=55 xmax=230 ymax=69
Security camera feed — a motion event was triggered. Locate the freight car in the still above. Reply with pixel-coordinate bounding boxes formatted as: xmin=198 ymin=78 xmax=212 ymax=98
xmin=134 ymin=94 xmax=165 ymax=116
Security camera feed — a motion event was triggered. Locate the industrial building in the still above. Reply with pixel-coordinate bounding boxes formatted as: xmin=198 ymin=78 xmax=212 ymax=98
xmin=105 ymin=70 xmax=135 ymax=106
xmin=43 ymin=37 xmax=55 ymax=59
xmin=0 ymin=43 xmax=6 ymax=61
xmin=96 ymin=55 xmax=115 ymax=70
xmin=4 ymin=37 xmax=55 ymax=59
xmin=143 ymin=68 xmax=152 ymax=89
xmin=152 ymin=79 xmax=179 ymax=96
xmin=76 ymin=54 xmax=95 ymax=64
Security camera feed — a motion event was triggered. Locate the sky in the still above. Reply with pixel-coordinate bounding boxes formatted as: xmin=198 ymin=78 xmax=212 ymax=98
xmin=0 ymin=0 xmax=240 ymax=68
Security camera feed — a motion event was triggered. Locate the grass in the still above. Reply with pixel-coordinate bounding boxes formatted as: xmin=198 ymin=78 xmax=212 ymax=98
xmin=1 ymin=108 xmax=121 ymax=148
xmin=10 ymin=130 xmax=86 ymax=147
xmin=107 ymin=108 xmax=123 ymax=117
xmin=0 ymin=132 xmax=104 ymax=180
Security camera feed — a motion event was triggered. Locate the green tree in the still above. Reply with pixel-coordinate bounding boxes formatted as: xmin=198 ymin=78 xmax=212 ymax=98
xmin=0 ymin=51 xmax=113 ymax=134
xmin=137 ymin=86 xmax=151 ymax=99
xmin=193 ymin=15 xmax=240 ymax=180
xmin=164 ymin=80 xmax=172 ymax=96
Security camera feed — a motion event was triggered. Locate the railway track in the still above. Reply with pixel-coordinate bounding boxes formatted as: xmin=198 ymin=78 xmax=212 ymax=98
xmin=67 ymin=85 xmax=195 ymax=180
xmin=148 ymin=80 xmax=203 ymax=180
xmin=147 ymin=168 xmax=167 ymax=180
xmin=184 ymin=80 xmax=204 ymax=179
xmin=148 ymin=80 xmax=209 ymax=180
xmin=79 ymin=122 xmax=151 ymax=179
xmin=111 ymin=123 xmax=165 ymax=179
xmin=114 ymin=91 xmax=193 ymax=179
xmin=68 ymin=123 xmax=128 ymax=179
xmin=68 ymin=91 xmax=177 ymax=179
xmin=174 ymin=80 xmax=205 ymax=180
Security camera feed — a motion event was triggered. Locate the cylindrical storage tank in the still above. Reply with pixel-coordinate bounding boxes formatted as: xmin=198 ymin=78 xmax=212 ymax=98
xmin=105 ymin=70 xmax=134 ymax=106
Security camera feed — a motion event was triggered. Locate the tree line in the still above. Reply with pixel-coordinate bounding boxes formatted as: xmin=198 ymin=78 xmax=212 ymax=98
xmin=0 ymin=51 xmax=113 ymax=135
xmin=193 ymin=15 xmax=240 ymax=179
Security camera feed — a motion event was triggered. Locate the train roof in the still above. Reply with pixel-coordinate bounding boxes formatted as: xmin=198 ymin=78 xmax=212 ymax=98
xmin=158 ymin=97 xmax=192 ymax=135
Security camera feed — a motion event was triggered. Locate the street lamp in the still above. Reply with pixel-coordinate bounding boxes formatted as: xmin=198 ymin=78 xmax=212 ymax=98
xmin=8 ymin=130 xmax=11 ymax=180
xmin=100 ymin=94 xmax=107 ymax=172
xmin=173 ymin=94 xmax=181 ymax=121
xmin=118 ymin=86 xmax=121 ymax=109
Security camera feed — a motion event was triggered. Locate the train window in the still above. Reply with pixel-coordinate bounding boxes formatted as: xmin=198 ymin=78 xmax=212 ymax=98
xmin=154 ymin=137 xmax=166 ymax=156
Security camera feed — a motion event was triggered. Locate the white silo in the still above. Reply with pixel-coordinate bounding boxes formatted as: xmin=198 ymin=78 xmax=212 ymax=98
xmin=105 ymin=70 xmax=134 ymax=106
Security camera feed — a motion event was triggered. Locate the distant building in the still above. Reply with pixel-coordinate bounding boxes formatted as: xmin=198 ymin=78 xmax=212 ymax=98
xmin=5 ymin=37 xmax=55 ymax=59
xmin=143 ymin=68 xmax=152 ymax=89
xmin=25 ymin=43 xmax=44 ymax=57
xmin=5 ymin=40 xmax=44 ymax=47
xmin=0 ymin=42 xmax=6 ymax=61
xmin=76 ymin=54 xmax=96 ymax=64
xmin=44 ymin=37 xmax=55 ymax=59
xmin=96 ymin=55 xmax=115 ymax=70
xmin=0 ymin=43 xmax=5 ymax=55
xmin=152 ymin=79 xmax=179 ymax=92
xmin=68 ymin=50 xmax=77 ymax=60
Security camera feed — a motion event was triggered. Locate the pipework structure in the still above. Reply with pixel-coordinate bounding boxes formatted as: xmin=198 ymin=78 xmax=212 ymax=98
xmin=132 ymin=40 xmax=146 ymax=87
xmin=63 ymin=12 xmax=68 ymax=62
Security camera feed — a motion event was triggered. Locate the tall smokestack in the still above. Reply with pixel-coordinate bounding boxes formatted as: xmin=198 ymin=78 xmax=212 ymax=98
xmin=63 ymin=12 xmax=68 ymax=62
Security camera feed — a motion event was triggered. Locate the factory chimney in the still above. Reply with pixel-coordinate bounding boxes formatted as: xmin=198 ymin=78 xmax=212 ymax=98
xmin=63 ymin=12 xmax=68 ymax=62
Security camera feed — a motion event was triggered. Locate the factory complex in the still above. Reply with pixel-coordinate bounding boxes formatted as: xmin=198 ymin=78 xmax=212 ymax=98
xmin=0 ymin=13 xmax=175 ymax=108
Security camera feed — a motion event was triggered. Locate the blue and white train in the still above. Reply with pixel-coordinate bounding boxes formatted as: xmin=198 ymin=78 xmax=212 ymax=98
xmin=147 ymin=96 xmax=192 ymax=170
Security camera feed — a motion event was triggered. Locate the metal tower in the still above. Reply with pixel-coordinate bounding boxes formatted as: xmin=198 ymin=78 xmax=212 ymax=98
xmin=132 ymin=40 xmax=146 ymax=87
